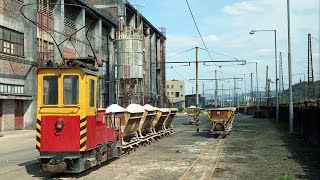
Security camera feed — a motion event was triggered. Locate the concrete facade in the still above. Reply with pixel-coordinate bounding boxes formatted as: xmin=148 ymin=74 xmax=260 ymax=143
xmin=0 ymin=0 xmax=165 ymax=131
xmin=166 ymin=80 xmax=185 ymax=110
xmin=88 ymin=0 xmax=167 ymax=107
xmin=0 ymin=0 xmax=37 ymax=131
xmin=0 ymin=0 xmax=117 ymax=131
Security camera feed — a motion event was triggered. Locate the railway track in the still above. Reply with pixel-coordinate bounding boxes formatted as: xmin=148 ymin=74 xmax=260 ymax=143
xmin=179 ymin=137 xmax=226 ymax=180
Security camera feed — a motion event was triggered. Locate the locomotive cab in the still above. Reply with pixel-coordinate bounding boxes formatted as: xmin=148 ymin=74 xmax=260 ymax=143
xmin=36 ymin=65 xmax=122 ymax=173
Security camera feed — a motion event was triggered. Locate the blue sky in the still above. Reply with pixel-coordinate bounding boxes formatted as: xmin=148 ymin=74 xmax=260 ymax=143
xmin=129 ymin=0 xmax=319 ymax=95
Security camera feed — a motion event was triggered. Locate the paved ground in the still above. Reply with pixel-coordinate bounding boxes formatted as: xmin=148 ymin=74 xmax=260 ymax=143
xmin=0 ymin=113 xmax=319 ymax=180
xmin=0 ymin=130 xmax=38 ymax=174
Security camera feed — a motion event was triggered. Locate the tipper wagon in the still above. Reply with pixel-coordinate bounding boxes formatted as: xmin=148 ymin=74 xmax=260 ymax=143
xmin=206 ymin=108 xmax=236 ymax=137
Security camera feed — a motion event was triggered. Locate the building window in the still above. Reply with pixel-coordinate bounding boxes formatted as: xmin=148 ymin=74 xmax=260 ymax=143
xmin=171 ymin=92 xmax=174 ymax=95
xmin=171 ymin=85 xmax=173 ymax=88
xmin=167 ymin=85 xmax=169 ymax=88
xmin=175 ymin=92 xmax=180 ymax=97
xmin=37 ymin=40 xmax=54 ymax=62
xmin=167 ymin=92 xmax=169 ymax=95
xmin=180 ymin=85 xmax=183 ymax=88
xmin=0 ymin=27 xmax=24 ymax=57
xmin=0 ymin=83 xmax=24 ymax=94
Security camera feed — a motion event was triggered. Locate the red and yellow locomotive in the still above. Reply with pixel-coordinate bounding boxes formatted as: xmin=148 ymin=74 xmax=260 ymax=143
xmin=36 ymin=59 xmax=122 ymax=173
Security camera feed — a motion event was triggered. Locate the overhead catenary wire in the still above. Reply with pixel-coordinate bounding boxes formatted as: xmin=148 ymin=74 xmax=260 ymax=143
xmin=198 ymin=47 xmax=239 ymax=60
xmin=185 ymin=0 xmax=218 ymax=67
xmin=169 ymin=66 xmax=195 ymax=84
xmin=166 ymin=47 xmax=196 ymax=59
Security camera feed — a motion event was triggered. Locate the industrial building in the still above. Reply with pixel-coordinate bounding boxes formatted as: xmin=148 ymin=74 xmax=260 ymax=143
xmin=0 ymin=0 xmax=166 ymax=131
xmin=166 ymin=80 xmax=185 ymax=110
xmin=185 ymin=94 xmax=206 ymax=108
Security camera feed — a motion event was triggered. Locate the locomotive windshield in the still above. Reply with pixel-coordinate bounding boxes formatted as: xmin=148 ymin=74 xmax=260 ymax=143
xmin=63 ymin=75 xmax=79 ymax=105
xmin=43 ymin=76 xmax=58 ymax=105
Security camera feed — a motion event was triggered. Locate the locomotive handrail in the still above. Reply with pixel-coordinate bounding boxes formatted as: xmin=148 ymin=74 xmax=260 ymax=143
xmin=38 ymin=106 xmax=80 ymax=114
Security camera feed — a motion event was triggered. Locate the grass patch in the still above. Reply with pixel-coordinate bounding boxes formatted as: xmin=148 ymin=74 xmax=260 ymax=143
xmin=277 ymin=174 xmax=294 ymax=180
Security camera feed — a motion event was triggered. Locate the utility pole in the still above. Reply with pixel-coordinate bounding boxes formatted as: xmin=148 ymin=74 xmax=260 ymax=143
xmin=255 ymin=62 xmax=259 ymax=110
xmin=243 ymin=74 xmax=246 ymax=106
xmin=250 ymin=73 xmax=253 ymax=106
xmin=274 ymin=31 xmax=279 ymax=123
xmin=234 ymin=76 xmax=236 ymax=107
xmin=229 ymin=91 xmax=231 ymax=107
xmin=222 ymin=84 xmax=224 ymax=107
xmin=266 ymin=66 xmax=269 ymax=105
xmin=308 ymin=33 xmax=315 ymax=99
xmin=215 ymin=70 xmax=218 ymax=108
xmin=299 ymin=78 xmax=302 ymax=101
xmin=287 ymin=0 xmax=293 ymax=132
xmin=237 ymin=79 xmax=240 ymax=112
xmin=279 ymin=52 xmax=285 ymax=103
xmin=202 ymin=82 xmax=205 ymax=98
xmin=195 ymin=47 xmax=199 ymax=133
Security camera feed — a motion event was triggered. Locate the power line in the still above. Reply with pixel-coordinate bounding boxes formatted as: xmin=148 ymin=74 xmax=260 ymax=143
xmin=166 ymin=47 xmax=196 ymax=59
xmin=185 ymin=0 xmax=217 ymax=67
xmin=311 ymin=36 xmax=320 ymax=43
xmin=169 ymin=66 xmax=195 ymax=84
xmin=198 ymin=47 xmax=239 ymax=60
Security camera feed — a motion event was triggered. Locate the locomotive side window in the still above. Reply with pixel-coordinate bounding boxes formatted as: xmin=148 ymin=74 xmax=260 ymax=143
xmin=63 ymin=75 xmax=79 ymax=105
xmin=89 ymin=80 xmax=94 ymax=107
xmin=43 ymin=76 xmax=58 ymax=105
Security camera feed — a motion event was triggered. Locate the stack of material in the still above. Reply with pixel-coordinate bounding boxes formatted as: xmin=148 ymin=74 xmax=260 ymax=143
xmin=164 ymin=108 xmax=178 ymax=130
xmin=140 ymin=104 xmax=159 ymax=137
xmin=154 ymin=108 xmax=171 ymax=133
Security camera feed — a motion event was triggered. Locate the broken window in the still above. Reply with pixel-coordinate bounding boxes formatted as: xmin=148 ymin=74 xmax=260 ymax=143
xmin=0 ymin=26 xmax=24 ymax=57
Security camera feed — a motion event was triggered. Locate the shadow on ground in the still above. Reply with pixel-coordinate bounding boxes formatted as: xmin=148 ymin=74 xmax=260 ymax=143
xmin=277 ymin=122 xmax=320 ymax=179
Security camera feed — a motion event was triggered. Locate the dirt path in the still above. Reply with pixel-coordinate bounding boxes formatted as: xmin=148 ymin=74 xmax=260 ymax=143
xmin=1 ymin=113 xmax=319 ymax=180
xmin=213 ymin=114 xmax=320 ymax=180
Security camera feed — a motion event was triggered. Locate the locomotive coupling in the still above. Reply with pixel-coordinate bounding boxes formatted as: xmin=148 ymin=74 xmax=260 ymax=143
xmin=42 ymin=159 xmax=67 ymax=173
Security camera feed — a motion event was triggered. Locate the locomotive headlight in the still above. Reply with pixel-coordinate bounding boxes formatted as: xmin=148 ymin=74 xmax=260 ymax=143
xmin=55 ymin=117 xmax=65 ymax=130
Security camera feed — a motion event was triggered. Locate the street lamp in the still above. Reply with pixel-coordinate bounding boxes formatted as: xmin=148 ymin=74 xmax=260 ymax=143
xmin=287 ymin=0 xmax=293 ymax=132
xmin=250 ymin=29 xmax=279 ymax=123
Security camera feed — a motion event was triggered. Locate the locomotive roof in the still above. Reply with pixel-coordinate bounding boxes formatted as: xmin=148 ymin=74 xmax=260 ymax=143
xmin=37 ymin=67 xmax=99 ymax=77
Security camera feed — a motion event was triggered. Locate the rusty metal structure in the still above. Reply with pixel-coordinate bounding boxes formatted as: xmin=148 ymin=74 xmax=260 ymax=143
xmin=87 ymin=0 xmax=167 ymax=107
xmin=279 ymin=52 xmax=285 ymax=103
xmin=37 ymin=0 xmax=54 ymax=68
xmin=307 ymin=33 xmax=315 ymax=99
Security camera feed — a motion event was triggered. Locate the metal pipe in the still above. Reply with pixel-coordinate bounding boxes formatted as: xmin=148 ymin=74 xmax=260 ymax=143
xmin=287 ymin=0 xmax=293 ymax=132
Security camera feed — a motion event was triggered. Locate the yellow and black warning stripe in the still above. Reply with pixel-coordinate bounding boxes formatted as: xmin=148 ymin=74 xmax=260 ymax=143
xmin=80 ymin=117 xmax=87 ymax=151
xmin=36 ymin=119 xmax=41 ymax=151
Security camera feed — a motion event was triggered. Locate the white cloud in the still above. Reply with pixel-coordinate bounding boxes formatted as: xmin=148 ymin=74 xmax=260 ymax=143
xmin=255 ymin=48 xmax=274 ymax=56
xmin=204 ymin=35 xmax=219 ymax=43
xmin=166 ymin=33 xmax=199 ymax=51
xmin=166 ymin=33 xmax=220 ymax=52
xmin=222 ymin=1 xmax=262 ymax=16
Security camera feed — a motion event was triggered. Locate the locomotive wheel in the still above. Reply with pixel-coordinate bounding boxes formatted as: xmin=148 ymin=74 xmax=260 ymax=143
xmin=213 ymin=134 xmax=220 ymax=138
